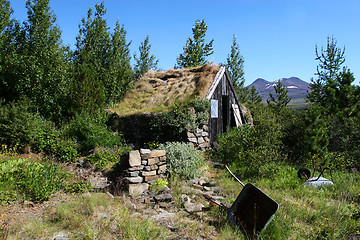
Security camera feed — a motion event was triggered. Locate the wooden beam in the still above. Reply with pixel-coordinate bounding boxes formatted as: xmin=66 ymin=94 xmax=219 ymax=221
xmin=206 ymin=66 xmax=225 ymax=100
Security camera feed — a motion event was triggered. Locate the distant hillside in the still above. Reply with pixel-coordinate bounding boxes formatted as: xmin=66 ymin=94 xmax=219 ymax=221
xmin=247 ymin=77 xmax=310 ymax=105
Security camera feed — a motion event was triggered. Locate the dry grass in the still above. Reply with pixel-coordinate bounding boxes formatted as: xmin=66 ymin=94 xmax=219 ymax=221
xmin=111 ymin=64 xmax=219 ymax=116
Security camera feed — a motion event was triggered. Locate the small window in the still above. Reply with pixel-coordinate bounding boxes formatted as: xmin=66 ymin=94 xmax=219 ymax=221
xmin=211 ymin=99 xmax=218 ymax=118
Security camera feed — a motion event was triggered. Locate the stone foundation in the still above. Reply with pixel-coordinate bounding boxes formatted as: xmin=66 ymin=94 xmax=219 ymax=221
xmin=123 ymin=149 xmax=167 ymax=195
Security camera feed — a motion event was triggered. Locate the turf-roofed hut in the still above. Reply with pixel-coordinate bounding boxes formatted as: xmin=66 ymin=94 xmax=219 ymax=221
xmin=108 ymin=64 xmax=247 ymax=149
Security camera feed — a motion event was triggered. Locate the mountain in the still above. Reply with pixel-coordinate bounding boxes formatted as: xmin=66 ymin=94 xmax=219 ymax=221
xmin=247 ymin=77 xmax=310 ymax=105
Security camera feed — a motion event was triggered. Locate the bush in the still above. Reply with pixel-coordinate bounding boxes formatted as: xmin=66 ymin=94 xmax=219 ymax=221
xmin=157 ymin=142 xmax=204 ymax=180
xmin=62 ymin=110 xmax=126 ymax=153
xmin=214 ymin=108 xmax=285 ymax=179
xmin=88 ymin=144 xmax=133 ymax=170
xmin=0 ymin=158 xmax=63 ymax=202
xmin=0 ymin=100 xmax=60 ymax=153
xmin=149 ymin=99 xmax=210 ymax=142
xmin=50 ymin=138 xmax=79 ymax=163
xmin=150 ymin=178 xmax=169 ymax=192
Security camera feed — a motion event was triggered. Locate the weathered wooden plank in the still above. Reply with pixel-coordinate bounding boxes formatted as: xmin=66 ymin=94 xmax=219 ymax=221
xmin=206 ymin=66 xmax=225 ymax=100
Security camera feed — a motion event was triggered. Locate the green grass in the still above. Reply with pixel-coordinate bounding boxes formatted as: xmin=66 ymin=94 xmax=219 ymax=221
xmin=4 ymin=193 xmax=167 ymax=240
xmin=2 ymin=149 xmax=359 ymax=239
xmin=214 ymin=164 xmax=360 ymax=239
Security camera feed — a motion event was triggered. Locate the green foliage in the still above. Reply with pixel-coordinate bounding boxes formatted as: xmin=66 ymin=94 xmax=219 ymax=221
xmin=243 ymin=86 xmax=263 ymax=107
xmin=62 ymin=110 xmax=126 ymax=153
xmin=64 ymin=180 xmax=92 ymax=194
xmin=149 ymin=178 xmax=169 ymax=192
xmin=308 ymin=152 xmax=353 ymax=171
xmin=107 ymin=19 xmax=133 ymax=102
xmin=303 ymin=104 xmax=328 ymax=155
xmin=50 ymin=138 xmax=79 ymax=163
xmin=134 ymin=35 xmax=159 ymax=80
xmin=176 ymin=19 xmax=214 ymax=68
xmin=225 ymin=34 xmax=247 ymax=102
xmin=1 ymin=0 xmax=72 ymax=121
xmin=71 ymin=3 xmax=133 ymax=113
xmin=0 ymin=158 xmax=63 ymax=202
xmin=307 ymin=36 xmax=346 ymax=110
xmin=214 ymin=105 xmax=286 ymax=178
xmin=149 ymin=99 xmax=210 ymax=142
xmin=158 ymin=142 xmax=204 ymax=180
xmin=0 ymin=100 xmax=60 ymax=153
xmin=0 ymin=0 xmax=11 ymax=34
xmin=307 ymin=36 xmax=359 ymax=118
xmin=88 ymin=144 xmax=132 ymax=170
xmin=70 ymin=2 xmax=110 ymax=113
xmin=267 ymin=80 xmax=291 ymax=111
xmin=15 ymin=161 xmax=63 ymax=202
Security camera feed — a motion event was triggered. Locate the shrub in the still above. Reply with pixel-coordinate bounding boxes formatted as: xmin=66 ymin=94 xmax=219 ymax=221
xmin=64 ymin=180 xmax=92 ymax=194
xmin=62 ymin=110 xmax=126 ymax=153
xmin=88 ymin=144 xmax=133 ymax=170
xmin=50 ymin=138 xmax=79 ymax=163
xmin=157 ymin=142 xmax=204 ymax=180
xmin=150 ymin=178 xmax=169 ymax=192
xmin=308 ymin=152 xmax=353 ymax=171
xmin=0 ymin=158 xmax=63 ymax=202
xmin=149 ymin=99 xmax=210 ymax=142
xmin=0 ymin=100 xmax=60 ymax=153
xmin=214 ymin=117 xmax=285 ymax=179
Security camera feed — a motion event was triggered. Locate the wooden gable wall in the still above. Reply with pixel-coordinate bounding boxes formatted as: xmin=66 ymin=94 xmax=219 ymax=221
xmin=207 ymin=67 xmax=245 ymax=144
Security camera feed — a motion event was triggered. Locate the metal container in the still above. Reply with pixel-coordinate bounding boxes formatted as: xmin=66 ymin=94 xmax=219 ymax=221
xmin=227 ymin=183 xmax=279 ymax=235
xmin=205 ymin=166 xmax=279 ymax=238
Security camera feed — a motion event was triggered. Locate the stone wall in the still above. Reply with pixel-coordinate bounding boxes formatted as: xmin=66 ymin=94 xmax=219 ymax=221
xmin=123 ymin=149 xmax=166 ymax=195
xmin=187 ymin=124 xmax=211 ymax=151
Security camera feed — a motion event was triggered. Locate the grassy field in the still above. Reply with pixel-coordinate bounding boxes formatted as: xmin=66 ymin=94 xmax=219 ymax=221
xmin=1 ymin=151 xmax=359 ymax=239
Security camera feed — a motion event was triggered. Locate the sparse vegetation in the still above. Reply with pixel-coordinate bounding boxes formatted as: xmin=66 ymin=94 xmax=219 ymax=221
xmin=0 ymin=0 xmax=359 ymax=239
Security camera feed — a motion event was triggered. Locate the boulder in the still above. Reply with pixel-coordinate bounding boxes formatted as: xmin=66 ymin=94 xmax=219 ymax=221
xmin=154 ymin=193 xmax=173 ymax=202
xmin=184 ymin=202 xmax=204 ymax=213
xmin=128 ymin=183 xmax=149 ymax=195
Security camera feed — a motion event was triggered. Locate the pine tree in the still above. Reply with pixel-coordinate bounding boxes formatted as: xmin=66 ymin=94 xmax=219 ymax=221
xmin=134 ymin=35 xmax=158 ymax=80
xmin=307 ymin=36 xmax=358 ymax=117
xmin=176 ymin=19 xmax=214 ymax=68
xmin=307 ymin=37 xmax=345 ymax=111
xmin=246 ymin=86 xmax=262 ymax=105
xmin=226 ymin=35 xmax=245 ymax=90
xmin=267 ymin=80 xmax=291 ymax=111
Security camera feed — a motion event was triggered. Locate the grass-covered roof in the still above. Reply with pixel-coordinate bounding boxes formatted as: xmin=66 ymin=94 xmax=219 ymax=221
xmin=111 ymin=64 xmax=220 ymax=116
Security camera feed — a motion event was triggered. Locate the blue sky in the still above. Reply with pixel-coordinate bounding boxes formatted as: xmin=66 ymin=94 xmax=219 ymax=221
xmin=10 ymin=0 xmax=360 ymax=86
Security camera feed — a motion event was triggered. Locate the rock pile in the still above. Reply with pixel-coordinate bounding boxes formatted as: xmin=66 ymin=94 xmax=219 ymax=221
xmin=123 ymin=149 xmax=167 ymax=195
xmin=180 ymin=176 xmax=226 ymax=213
xmin=187 ymin=125 xmax=210 ymax=151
